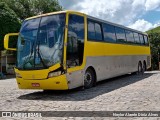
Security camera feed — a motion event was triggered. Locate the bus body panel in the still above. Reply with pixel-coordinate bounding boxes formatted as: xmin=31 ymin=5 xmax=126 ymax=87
xmin=15 ymin=68 xmax=49 ymax=80
xmin=83 ymin=41 xmax=150 ymax=82
xmin=85 ymin=55 xmax=150 ymax=82
xmin=66 ymin=70 xmax=84 ymax=89
xmin=85 ymin=41 xmax=150 ymax=56
xmin=16 ymin=74 xmax=68 ymax=90
xmin=15 ymin=68 xmax=69 ymax=90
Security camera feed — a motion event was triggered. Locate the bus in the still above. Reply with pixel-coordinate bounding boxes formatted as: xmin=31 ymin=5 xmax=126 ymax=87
xmin=4 ymin=10 xmax=151 ymax=90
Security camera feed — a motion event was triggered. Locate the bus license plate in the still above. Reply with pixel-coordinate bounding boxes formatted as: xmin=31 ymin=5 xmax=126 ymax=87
xmin=32 ymin=83 xmax=40 ymax=87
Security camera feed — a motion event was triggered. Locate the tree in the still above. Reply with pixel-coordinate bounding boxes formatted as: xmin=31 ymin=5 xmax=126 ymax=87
xmin=0 ymin=0 xmax=63 ymax=20
xmin=0 ymin=2 xmax=21 ymax=50
xmin=148 ymin=32 xmax=160 ymax=70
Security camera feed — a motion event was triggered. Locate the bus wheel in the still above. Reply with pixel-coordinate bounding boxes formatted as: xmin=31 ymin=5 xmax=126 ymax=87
xmin=138 ymin=62 xmax=143 ymax=74
xmin=84 ymin=68 xmax=95 ymax=89
xmin=143 ymin=61 xmax=147 ymax=72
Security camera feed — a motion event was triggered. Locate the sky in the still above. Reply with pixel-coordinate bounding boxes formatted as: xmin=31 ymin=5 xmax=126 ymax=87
xmin=58 ymin=0 xmax=160 ymax=32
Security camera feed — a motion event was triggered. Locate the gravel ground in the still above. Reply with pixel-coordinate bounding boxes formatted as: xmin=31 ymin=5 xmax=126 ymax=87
xmin=0 ymin=71 xmax=160 ymax=120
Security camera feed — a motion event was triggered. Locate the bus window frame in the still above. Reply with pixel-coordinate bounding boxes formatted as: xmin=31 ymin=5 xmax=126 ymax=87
xmin=64 ymin=11 xmax=86 ymax=73
xmin=115 ymin=26 xmax=127 ymax=43
xmin=87 ymin=19 xmax=104 ymax=42
xmin=86 ymin=18 xmax=149 ymax=47
xmin=102 ymin=23 xmax=117 ymax=43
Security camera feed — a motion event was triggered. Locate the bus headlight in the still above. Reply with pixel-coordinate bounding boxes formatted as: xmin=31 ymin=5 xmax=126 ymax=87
xmin=48 ymin=71 xmax=61 ymax=78
xmin=16 ymin=73 xmax=22 ymax=78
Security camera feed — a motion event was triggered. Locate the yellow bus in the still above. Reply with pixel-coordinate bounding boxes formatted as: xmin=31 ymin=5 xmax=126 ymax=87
xmin=4 ymin=10 xmax=151 ymax=90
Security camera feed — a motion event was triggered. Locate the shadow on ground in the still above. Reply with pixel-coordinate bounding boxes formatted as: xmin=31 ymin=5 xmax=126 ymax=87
xmin=0 ymin=75 xmax=15 ymax=80
xmin=18 ymin=72 xmax=154 ymax=101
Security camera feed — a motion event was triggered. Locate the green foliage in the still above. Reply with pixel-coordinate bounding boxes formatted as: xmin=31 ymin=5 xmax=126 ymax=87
xmin=0 ymin=2 xmax=21 ymax=50
xmin=0 ymin=0 xmax=63 ymax=20
xmin=148 ymin=32 xmax=160 ymax=70
xmin=147 ymin=26 xmax=160 ymax=34
xmin=147 ymin=26 xmax=160 ymax=70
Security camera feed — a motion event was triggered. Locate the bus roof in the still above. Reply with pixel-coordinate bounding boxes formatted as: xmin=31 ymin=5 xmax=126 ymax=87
xmin=25 ymin=10 xmax=147 ymax=35
xmin=25 ymin=10 xmax=85 ymax=20
xmin=25 ymin=11 xmax=66 ymax=20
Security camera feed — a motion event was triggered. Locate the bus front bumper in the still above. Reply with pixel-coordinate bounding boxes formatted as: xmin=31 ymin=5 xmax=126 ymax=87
xmin=16 ymin=75 xmax=69 ymax=90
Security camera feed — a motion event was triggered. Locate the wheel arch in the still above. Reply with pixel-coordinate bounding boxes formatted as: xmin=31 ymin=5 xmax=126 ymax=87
xmin=85 ymin=66 xmax=97 ymax=85
xmin=139 ymin=61 xmax=142 ymax=66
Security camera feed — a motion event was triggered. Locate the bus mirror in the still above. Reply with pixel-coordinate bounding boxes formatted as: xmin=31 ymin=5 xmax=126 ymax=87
xmin=4 ymin=33 xmax=19 ymax=51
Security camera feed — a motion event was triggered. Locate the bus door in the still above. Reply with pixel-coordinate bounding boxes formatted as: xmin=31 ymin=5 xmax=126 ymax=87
xmin=66 ymin=14 xmax=85 ymax=70
xmin=64 ymin=13 xmax=86 ymax=88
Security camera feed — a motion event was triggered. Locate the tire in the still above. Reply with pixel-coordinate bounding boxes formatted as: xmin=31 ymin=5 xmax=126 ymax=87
xmin=138 ymin=62 xmax=143 ymax=74
xmin=143 ymin=62 xmax=147 ymax=72
xmin=84 ymin=68 xmax=95 ymax=89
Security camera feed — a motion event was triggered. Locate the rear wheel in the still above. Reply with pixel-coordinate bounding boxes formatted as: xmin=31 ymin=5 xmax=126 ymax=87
xmin=143 ymin=61 xmax=147 ymax=72
xmin=84 ymin=68 xmax=95 ymax=89
xmin=138 ymin=62 xmax=143 ymax=74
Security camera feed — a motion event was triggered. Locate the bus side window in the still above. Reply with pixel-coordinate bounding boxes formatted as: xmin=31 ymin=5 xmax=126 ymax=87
xmin=88 ymin=21 xmax=96 ymax=40
xmin=133 ymin=32 xmax=140 ymax=44
xmin=88 ymin=20 xmax=103 ymax=41
xmin=115 ymin=27 xmax=126 ymax=43
xmin=95 ymin=23 xmax=103 ymax=41
xmin=103 ymin=23 xmax=116 ymax=43
xmin=139 ymin=34 xmax=145 ymax=45
xmin=125 ymin=30 xmax=135 ymax=44
xmin=144 ymin=35 xmax=149 ymax=46
xmin=67 ymin=14 xmax=84 ymax=67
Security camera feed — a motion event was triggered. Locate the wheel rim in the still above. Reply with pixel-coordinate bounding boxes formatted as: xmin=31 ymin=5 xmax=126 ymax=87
xmin=84 ymin=72 xmax=92 ymax=86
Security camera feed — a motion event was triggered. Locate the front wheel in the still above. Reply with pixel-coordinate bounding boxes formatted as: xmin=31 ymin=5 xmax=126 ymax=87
xmin=84 ymin=68 xmax=95 ymax=89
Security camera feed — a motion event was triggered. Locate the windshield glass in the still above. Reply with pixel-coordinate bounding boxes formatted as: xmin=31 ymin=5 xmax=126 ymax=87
xmin=17 ymin=14 xmax=65 ymax=70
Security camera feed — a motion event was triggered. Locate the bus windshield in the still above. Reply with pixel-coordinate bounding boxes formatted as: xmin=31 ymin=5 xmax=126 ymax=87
xmin=17 ymin=14 xmax=66 ymax=70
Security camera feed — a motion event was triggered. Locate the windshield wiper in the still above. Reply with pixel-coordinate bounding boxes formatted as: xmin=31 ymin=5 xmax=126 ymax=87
xmin=36 ymin=41 xmax=48 ymax=69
